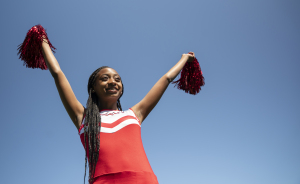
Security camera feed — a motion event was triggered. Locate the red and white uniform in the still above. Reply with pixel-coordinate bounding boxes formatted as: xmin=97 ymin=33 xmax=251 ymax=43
xmin=78 ymin=109 xmax=159 ymax=184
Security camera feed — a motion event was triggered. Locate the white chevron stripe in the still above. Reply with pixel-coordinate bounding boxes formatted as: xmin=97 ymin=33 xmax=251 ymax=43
xmin=82 ymin=110 xmax=138 ymax=124
xmin=101 ymin=119 xmax=140 ymax=133
xmin=101 ymin=114 xmax=135 ymax=124
xmin=80 ymin=118 xmax=140 ymax=134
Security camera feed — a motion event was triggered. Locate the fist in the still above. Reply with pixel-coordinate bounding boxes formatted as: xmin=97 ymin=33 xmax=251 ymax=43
xmin=182 ymin=52 xmax=195 ymax=62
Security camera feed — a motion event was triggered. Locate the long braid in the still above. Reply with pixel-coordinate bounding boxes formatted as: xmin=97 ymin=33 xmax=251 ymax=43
xmin=117 ymin=83 xmax=124 ymax=111
xmin=117 ymin=99 xmax=122 ymax=111
xmin=83 ymin=66 xmax=123 ymax=184
xmin=117 ymin=77 xmax=124 ymax=111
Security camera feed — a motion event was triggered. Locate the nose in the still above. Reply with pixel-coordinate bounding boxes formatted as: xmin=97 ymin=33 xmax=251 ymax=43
xmin=108 ymin=78 xmax=117 ymax=85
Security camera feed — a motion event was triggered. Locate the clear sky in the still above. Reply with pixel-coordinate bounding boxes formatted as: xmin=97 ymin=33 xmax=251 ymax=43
xmin=0 ymin=0 xmax=299 ymax=184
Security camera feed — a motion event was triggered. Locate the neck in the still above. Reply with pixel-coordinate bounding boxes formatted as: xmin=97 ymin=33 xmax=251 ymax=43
xmin=98 ymin=99 xmax=119 ymax=111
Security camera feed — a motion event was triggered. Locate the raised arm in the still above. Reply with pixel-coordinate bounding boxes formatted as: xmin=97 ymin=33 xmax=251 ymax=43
xmin=42 ymin=40 xmax=84 ymax=130
xmin=131 ymin=53 xmax=195 ymax=124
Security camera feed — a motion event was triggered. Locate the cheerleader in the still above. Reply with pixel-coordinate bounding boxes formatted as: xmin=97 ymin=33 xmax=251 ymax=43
xmin=18 ymin=25 xmax=204 ymax=184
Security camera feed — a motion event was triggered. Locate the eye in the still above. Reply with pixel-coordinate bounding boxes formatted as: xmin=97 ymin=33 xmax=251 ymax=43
xmin=101 ymin=77 xmax=108 ymax=81
xmin=115 ymin=77 xmax=121 ymax=82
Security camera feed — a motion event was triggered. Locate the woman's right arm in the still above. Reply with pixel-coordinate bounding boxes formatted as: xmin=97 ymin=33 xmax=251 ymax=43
xmin=42 ymin=40 xmax=84 ymax=130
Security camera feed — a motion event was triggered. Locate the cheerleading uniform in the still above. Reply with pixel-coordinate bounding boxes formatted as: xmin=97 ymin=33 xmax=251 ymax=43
xmin=78 ymin=109 xmax=159 ymax=184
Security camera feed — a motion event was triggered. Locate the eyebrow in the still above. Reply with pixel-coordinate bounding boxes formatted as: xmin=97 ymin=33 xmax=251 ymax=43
xmin=100 ymin=74 xmax=120 ymax=77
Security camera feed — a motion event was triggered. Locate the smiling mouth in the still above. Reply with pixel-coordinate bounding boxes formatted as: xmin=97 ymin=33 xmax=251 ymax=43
xmin=106 ymin=88 xmax=118 ymax=93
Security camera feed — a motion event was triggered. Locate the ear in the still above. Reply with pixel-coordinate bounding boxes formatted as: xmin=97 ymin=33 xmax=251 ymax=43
xmin=91 ymin=84 xmax=96 ymax=93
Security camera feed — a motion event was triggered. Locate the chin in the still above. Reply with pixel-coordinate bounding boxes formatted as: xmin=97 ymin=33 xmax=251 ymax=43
xmin=106 ymin=94 xmax=121 ymax=99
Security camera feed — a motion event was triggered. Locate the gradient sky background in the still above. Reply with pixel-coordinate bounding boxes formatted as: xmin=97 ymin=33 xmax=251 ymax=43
xmin=0 ymin=0 xmax=299 ymax=184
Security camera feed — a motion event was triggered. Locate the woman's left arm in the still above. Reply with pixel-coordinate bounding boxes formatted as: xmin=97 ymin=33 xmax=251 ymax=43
xmin=131 ymin=52 xmax=195 ymax=124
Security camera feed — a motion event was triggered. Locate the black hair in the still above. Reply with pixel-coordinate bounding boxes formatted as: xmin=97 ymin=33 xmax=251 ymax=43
xmin=83 ymin=66 xmax=123 ymax=184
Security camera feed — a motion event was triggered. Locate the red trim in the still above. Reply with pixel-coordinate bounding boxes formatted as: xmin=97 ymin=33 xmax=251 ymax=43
xmin=78 ymin=124 xmax=84 ymax=135
xmin=129 ymin=108 xmax=141 ymax=125
xmin=78 ymin=114 xmax=86 ymax=134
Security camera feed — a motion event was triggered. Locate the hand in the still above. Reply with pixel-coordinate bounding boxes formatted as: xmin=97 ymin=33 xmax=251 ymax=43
xmin=182 ymin=52 xmax=195 ymax=62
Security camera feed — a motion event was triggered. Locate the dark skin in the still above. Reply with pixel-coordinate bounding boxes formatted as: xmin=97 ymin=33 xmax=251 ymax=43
xmin=92 ymin=68 xmax=123 ymax=111
xmin=41 ymin=39 xmax=195 ymax=129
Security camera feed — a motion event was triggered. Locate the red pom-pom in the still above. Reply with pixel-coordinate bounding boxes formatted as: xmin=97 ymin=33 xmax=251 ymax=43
xmin=17 ymin=25 xmax=56 ymax=70
xmin=173 ymin=56 xmax=205 ymax=95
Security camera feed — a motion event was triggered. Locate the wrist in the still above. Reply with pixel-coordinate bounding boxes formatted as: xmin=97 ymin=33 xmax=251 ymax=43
xmin=181 ymin=55 xmax=189 ymax=62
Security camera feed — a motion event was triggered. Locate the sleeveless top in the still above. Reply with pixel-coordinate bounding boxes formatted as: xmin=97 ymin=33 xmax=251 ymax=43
xmin=78 ymin=109 xmax=158 ymax=183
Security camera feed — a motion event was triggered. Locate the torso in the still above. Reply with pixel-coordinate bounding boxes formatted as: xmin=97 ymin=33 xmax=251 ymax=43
xmin=78 ymin=109 xmax=158 ymax=183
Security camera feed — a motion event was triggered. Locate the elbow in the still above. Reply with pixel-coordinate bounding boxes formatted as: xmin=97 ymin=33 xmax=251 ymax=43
xmin=50 ymin=68 xmax=62 ymax=79
xmin=164 ymin=74 xmax=174 ymax=84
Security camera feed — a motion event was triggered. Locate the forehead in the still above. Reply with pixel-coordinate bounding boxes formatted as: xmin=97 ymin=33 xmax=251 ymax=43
xmin=97 ymin=68 xmax=120 ymax=76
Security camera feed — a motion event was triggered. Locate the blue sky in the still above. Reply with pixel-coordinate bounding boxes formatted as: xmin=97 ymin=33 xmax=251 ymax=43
xmin=0 ymin=0 xmax=299 ymax=184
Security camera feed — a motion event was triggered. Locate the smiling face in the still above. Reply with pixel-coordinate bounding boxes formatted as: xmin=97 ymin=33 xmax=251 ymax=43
xmin=93 ymin=68 xmax=123 ymax=104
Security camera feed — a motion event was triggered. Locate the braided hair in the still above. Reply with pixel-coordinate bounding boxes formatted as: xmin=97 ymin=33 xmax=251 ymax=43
xmin=83 ymin=66 xmax=123 ymax=184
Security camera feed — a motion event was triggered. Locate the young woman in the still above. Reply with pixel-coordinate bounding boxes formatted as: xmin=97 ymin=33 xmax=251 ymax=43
xmin=41 ymin=39 xmax=195 ymax=184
